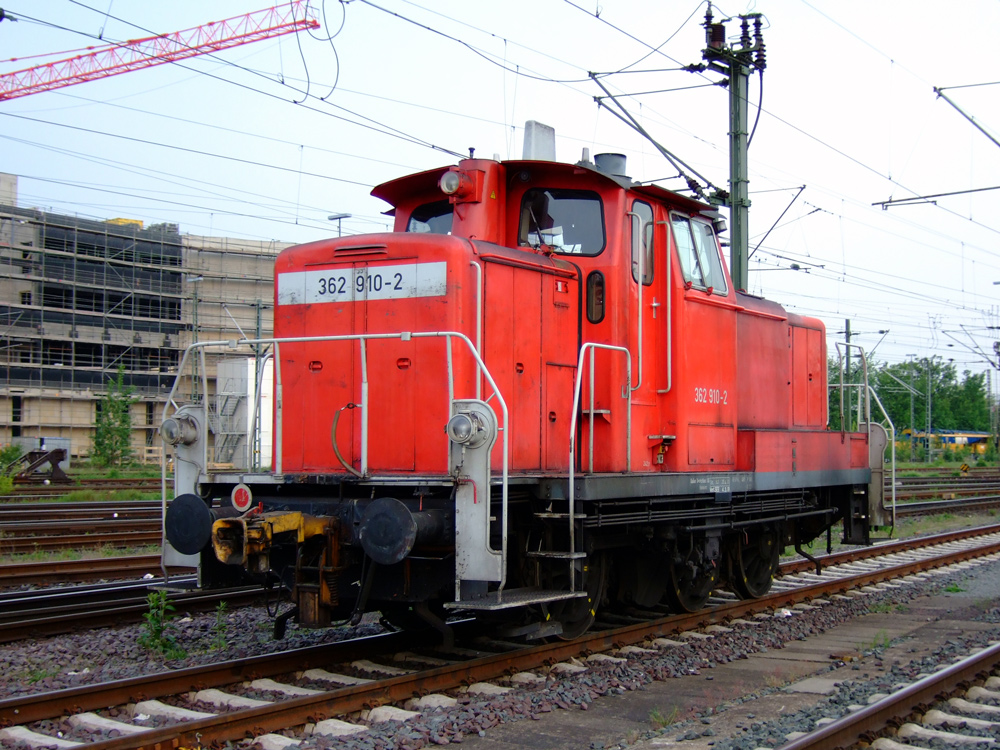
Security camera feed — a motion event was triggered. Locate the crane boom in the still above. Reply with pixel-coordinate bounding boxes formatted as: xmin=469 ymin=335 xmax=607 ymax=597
xmin=0 ymin=2 xmax=319 ymax=101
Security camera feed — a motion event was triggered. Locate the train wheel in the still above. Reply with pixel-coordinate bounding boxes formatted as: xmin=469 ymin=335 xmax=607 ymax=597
xmin=664 ymin=549 xmax=718 ymax=613
xmin=541 ymin=552 xmax=608 ymax=640
xmin=728 ymin=526 xmax=780 ymax=599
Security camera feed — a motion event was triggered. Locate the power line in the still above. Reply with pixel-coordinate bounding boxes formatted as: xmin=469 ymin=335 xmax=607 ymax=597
xmin=0 ymin=111 xmax=374 ymax=187
xmin=18 ymin=174 xmax=347 ymax=234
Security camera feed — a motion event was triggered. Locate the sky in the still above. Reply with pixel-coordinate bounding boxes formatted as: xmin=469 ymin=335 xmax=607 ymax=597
xmin=1 ymin=0 xmax=999 ymax=388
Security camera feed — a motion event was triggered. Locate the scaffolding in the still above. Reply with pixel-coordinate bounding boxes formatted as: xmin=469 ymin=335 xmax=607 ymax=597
xmin=0 ymin=194 xmax=287 ymax=458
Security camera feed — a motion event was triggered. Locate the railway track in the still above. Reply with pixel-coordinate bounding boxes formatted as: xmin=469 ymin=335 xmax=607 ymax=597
xmin=1 ymin=525 xmax=999 ymax=749
xmin=0 ymin=578 xmax=262 ymax=643
xmin=0 ymin=500 xmax=164 ymax=555
xmin=0 ymin=530 xmax=162 ymax=555
xmin=5 ymin=478 xmax=168 ymax=499
xmin=2 ymin=522 xmax=996 ymax=640
xmin=779 ymin=638 xmax=1000 ymax=750
xmin=0 ymin=554 xmax=190 ymax=587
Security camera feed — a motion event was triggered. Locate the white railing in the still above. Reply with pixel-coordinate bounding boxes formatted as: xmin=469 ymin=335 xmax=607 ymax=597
xmin=163 ymin=330 xmax=511 ymax=585
xmin=834 ymin=341 xmax=897 ymax=527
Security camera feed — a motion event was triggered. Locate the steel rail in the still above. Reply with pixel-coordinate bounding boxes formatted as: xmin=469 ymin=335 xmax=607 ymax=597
xmin=0 ymin=501 xmax=163 ymax=520
xmin=0 ymin=554 xmax=191 ymax=586
xmin=15 ymin=534 xmax=999 ymax=750
xmin=5 ymin=482 xmax=165 ymax=496
xmin=897 ymin=496 xmax=1000 ymax=515
xmin=0 ymin=530 xmax=161 ymax=553
xmin=0 ymin=628 xmax=428 ymax=725
xmin=1 ymin=520 xmax=161 ymax=533
xmin=780 ymin=641 xmax=1000 ymax=750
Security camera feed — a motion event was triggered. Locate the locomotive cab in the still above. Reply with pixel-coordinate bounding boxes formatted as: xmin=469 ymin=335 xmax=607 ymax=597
xmin=162 ymin=133 xmax=890 ymax=639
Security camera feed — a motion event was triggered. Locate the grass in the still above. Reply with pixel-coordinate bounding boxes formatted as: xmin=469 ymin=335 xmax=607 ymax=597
xmin=0 ymin=543 xmax=160 ymax=566
xmin=71 ymin=463 xmax=163 ymax=480
xmin=16 ymin=666 xmax=61 ymax=684
xmin=857 ymin=629 xmax=892 ymax=652
xmin=649 ymin=707 xmax=679 ymax=729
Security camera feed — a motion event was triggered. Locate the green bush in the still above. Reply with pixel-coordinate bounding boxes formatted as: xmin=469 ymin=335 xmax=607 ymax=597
xmin=984 ymin=440 xmax=998 ymax=463
xmin=0 ymin=444 xmax=23 ymax=496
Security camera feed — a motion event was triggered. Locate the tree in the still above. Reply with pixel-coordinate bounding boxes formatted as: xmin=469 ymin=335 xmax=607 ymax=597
xmin=93 ymin=365 xmax=136 ymax=467
xmin=828 ymin=355 xmax=991 ymax=441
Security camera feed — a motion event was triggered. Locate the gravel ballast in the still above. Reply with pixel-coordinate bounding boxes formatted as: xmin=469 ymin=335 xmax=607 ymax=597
xmin=3 ymin=555 xmax=1000 ymax=750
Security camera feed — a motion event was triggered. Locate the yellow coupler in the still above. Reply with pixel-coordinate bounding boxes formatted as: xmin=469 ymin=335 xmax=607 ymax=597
xmin=212 ymin=511 xmax=332 ymax=571
xmin=212 ymin=511 xmax=342 ymax=627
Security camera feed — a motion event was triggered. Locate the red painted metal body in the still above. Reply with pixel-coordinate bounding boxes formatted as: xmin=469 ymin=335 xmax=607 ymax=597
xmin=273 ymin=156 xmax=862 ymax=484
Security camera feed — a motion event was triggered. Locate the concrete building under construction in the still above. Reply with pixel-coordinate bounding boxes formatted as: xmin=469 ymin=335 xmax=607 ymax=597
xmin=0 ymin=174 xmax=289 ymax=465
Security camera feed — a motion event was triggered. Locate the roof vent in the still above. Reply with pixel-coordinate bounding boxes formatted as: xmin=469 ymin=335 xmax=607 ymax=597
xmin=594 ymin=153 xmax=627 ymax=177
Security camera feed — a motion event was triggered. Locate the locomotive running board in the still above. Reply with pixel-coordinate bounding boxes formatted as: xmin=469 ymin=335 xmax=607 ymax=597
xmin=444 ymin=587 xmax=588 ymax=611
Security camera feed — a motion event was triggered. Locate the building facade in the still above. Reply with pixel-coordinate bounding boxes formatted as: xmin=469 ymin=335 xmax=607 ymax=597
xmin=0 ymin=174 xmax=288 ymax=463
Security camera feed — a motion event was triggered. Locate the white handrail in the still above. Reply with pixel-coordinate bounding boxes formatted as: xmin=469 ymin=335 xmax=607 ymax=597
xmin=866 ymin=385 xmax=897 ymax=527
xmin=164 ymin=330 xmax=510 ymax=587
xmin=568 ymin=343 xmax=632 ymax=589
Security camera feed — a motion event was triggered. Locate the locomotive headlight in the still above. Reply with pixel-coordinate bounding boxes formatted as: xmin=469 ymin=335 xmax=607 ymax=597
xmin=447 ymin=413 xmax=475 ymax=444
xmin=438 ymin=169 xmax=481 ymax=202
xmin=161 ymin=415 xmax=199 ymax=446
xmin=447 ymin=411 xmax=491 ymax=448
xmin=439 ymin=171 xmax=461 ymax=195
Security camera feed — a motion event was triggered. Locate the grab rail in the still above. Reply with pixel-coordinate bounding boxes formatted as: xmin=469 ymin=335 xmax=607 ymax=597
xmin=567 ymin=343 xmax=632 ymax=589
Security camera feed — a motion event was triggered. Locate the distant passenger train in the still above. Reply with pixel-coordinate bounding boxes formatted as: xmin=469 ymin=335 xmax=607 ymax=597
xmin=162 ymin=125 xmax=890 ymax=640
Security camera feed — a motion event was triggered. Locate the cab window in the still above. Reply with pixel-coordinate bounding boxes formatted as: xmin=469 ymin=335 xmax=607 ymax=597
xmin=407 ymin=200 xmax=453 ymax=234
xmin=519 ymin=188 xmax=604 ymax=255
xmin=631 ymin=200 xmax=653 ymax=285
xmin=671 ymin=214 xmax=728 ymax=295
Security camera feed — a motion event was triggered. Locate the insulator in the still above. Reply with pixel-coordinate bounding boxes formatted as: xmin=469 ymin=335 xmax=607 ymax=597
xmin=754 ymin=16 xmax=767 ymax=70
xmin=739 ymin=16 xmax=751 ymax=47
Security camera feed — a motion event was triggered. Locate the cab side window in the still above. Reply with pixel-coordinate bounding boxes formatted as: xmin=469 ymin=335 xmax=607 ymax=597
xmin=671 ymin=214 xmax=728 ymax=295
xmin=631 ymin=200 xmax=653 ymax=285
xmin=407 ymin=200 xmax=454 ymax=234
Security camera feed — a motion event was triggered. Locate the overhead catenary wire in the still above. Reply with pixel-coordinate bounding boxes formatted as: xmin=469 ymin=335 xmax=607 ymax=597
xmin=0 ymin=111 xmax=375 ymax=187
xmin=4 ymin=1 xmax=998 ymax=370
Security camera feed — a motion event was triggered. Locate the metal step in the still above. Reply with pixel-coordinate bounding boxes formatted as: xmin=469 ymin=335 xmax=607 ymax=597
xmin=533 ymin=512 xmax=587 ymax=519
xmin=526 ymin=551 xmax=587 ymax=559
xmin=443 ymin=587 xmax=588 ymax=611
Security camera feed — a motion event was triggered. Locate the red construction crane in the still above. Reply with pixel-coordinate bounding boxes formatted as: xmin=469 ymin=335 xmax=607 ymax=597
xmin=0 ymin=2 xmax=319 ymax=101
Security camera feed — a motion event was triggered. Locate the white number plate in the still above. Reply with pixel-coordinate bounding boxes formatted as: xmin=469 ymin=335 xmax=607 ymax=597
xmin=277 ymin=262 xmax=447 ymax=305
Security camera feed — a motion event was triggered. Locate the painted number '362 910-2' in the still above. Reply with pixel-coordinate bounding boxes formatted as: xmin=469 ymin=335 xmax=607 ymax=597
xmin=694 ymin=387 xmax=727 ymax=404
xmin=277 ymin=261 xmax=448 ymax=305
xmin=316 ymin=272 xmax=404 ymax=296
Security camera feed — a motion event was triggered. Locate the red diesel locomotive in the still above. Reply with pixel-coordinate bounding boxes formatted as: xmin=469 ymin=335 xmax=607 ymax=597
xmin=162 ymin=134 xmax=890 ymax=639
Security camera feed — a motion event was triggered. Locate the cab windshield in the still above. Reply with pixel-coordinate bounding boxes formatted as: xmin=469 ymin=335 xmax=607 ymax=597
xmin=672 ymin=214 xmax=728 ymax=295
xmin=518 ymin=188 xmax=605 ymax=255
